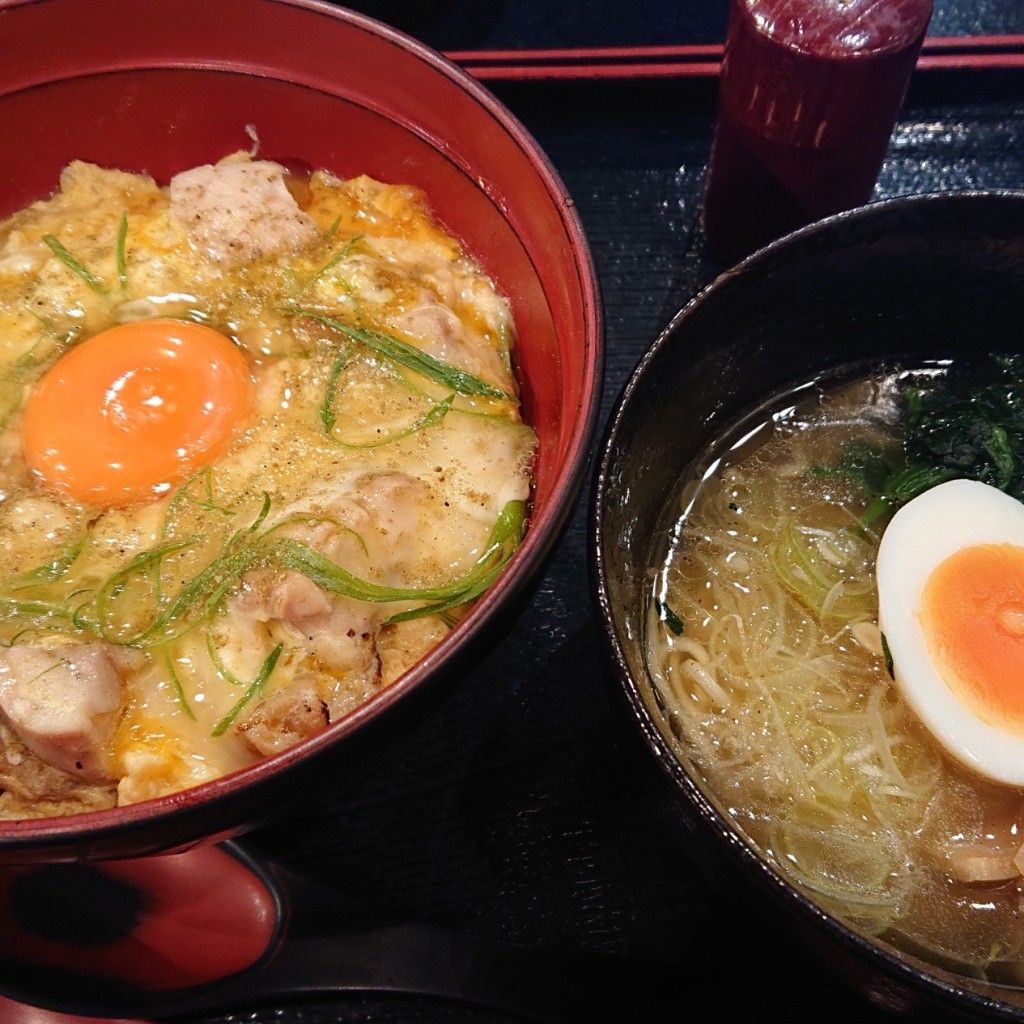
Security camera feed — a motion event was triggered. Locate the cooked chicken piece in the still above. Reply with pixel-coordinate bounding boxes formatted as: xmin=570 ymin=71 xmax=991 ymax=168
xmin=237 ymin=570 xmax=333 ymax=623
xmin=169 ymin=158 xmax=318 ymax=266
xmin=237 ymin=680 xmax=329 ymax=757
xmin=274 ymin=471 xmax=426 ymax=581
xmin=234 ymin=570 xmax=380 ymax=682
xmin=377 ymin=616 xmax=450 ymax=686
xmin=390 ymin=299 xmax=513 ymax=394
xmin=948 ymin=847 xmax=1022 ymax=884
xmin=0 ymin=719 xmax=115 ymax=812
xmin=0 ymin=644 xmax=123 ymax=783
xmin=348 ymin=471 xmax=426 ymax=552
xmin=299 ymin=600 xmax=380 ymax=681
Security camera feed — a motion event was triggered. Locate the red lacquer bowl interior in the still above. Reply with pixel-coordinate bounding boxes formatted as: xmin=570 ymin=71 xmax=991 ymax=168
xmin=0 ymin=0 xmax=602 ymax=860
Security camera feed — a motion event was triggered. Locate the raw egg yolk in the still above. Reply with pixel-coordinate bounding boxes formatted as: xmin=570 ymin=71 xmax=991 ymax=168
xmin=921 ymin=543 xmax=1024 ymax=734
xmin=23 ymin=319 xmax=252 ymax=507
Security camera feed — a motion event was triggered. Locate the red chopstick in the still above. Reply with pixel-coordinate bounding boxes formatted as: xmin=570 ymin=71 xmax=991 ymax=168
xmin=446 ymin=35 xmax=1024 ymax=81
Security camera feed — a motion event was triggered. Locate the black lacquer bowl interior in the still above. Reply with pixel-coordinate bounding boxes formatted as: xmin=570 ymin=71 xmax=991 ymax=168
xmin=593 ymin=192 xmax=1024 ymax=1022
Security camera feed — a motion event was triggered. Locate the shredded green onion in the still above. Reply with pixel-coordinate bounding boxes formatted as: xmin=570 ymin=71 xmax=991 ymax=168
xmin=770 ymin=519 xmax=875 ymax=622
xmin=319 ymin=347 xmax=353 ymax=434
xmin=42 ymin=234 xmax=108 ymax=295
xmin=275 ymin=498 xmax=526 ymax=615
xmin=10 ymin=493 xmax=525 ymax=652
xmin=323 ymin=215 xmax=342 ymax=242
xmin=0 ymin=598 xmax=74 ymax=627
xmin=308 ymin=235 xmax=361 ymax=284
xmin=7 ymin=538 xmax=84 ymax=590
xmin=290 ymin=308 xmax=515 ymax=401
xmin=326 ymin=391 xmax=456 ymax=449
xmin=211 ymin=643 xmax=284 ymax=736
xmin=116 ymin=212 xmax=129 ymax=291
xmin=206 ymin=630 xmax=246 ymax=687
xmin=383 ymin=498 xmax=528 ymax=624
xmin=248 ymin=493 xmax=273 ymax=534
xmin=166 ymin=656 xmax=195 ymax=719
xmin=166 ymin=467 xmax=235 ymax=522
xmin=90 ymin=536 xmax=202 ymax=642
xmin=0 ymin=330 xmax=62 ymax=433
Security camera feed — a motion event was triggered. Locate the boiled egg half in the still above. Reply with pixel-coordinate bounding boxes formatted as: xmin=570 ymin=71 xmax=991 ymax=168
xmin=878 ymin=477 xmax=1024 ymax=785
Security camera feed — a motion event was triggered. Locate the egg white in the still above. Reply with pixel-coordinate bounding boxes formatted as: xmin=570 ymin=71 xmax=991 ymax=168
xmin=877 ymin=477 xmax=1024 ymax=785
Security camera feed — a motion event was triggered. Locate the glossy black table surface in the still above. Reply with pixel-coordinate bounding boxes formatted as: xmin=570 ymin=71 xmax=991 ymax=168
xmin=154 ymin=2 xmax=1024 ymax=1021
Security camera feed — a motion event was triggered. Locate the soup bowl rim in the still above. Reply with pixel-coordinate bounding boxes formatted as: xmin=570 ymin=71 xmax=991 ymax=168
xmin=592 ymin=187 xmax=1024 ymax=1021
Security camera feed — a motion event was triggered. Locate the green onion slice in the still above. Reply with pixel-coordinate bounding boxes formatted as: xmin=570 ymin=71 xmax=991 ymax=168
xmin=42 ymin=234 xmax=108 ymax=295
xmin=212 ymin=643 xmax=284 ymax=736
xmin=116 ymin=212 xmax=129 ymax=291
xmin=308 ymin=235 xmax=361 ymax=284
xmin=289 ymin=308 xmax=515 ymax=401
xmin=33 ymin=496 xmax=526 ymax=650
xmin=0 ymin=598 xmax=74 ymax=627
xmin=166 ymin=656 xmax=196 ymax=719
xmin=7 ymin=538 xmax=85 ymax=590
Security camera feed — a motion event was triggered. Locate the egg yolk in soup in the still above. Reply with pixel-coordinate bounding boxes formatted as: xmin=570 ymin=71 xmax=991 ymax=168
xmin=0 ymin=153 xmax=536 ymax=819
xmin=24 ymin=320 xmax=253 ymax=506
xmin=922 ymin=544 xmax=1024 ymax=732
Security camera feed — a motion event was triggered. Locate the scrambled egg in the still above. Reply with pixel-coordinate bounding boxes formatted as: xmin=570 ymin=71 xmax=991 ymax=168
xmin=0 ymin=153 xmax=536 ymax=817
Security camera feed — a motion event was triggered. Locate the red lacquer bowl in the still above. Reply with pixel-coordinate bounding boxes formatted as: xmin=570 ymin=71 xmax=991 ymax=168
xmin=0 ymin=0 xmax=602 ymax=862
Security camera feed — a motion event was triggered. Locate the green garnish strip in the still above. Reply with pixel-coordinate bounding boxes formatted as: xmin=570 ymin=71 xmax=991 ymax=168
xmin=162 ymin=467 xmax=236 ymax=535
xmin=166 ymin=656 xmax=196 ymax=720
xmin=323 ymin=215 xmax=343 ymax=242
xmin=307 ymin=235 xmax=362 ymax=285
xmin=289 ymin=308 xmax=516 ymax=402
xmin=7 ymin=538 xmax=85 ymax=591
xmin=206 ymin=630 xmax=247 ymax=687
xmin=42 ymin=234 xmax=108 ymax=295
xmin=0 ymin=331 xmax=64 ymax=435
xmin=319 ymin=346 xmax=463 ymax=448
xmin=81 ymin=536 xmax=202 ymax=638
xmin=211 ymin=643 xmax=284 ymax=737
xmin=319 ymin=347 xmax=352 ymax=434
xmin=654 ymin=597 xmax=685 ymax=636
xmin=325 ymin=389 xmax=456 ymax=450
xmin=0 ymin=598 xmax=74 ymax=626
xmin=274 ymin=497 xmax=526 ymax=612
xmin=116 ymin=212 xmax=129 ymax=291
xmin=5 ymin=499 xmax=527 ymax=649
xmin=769 ymin=520 xmax=874 ymax=622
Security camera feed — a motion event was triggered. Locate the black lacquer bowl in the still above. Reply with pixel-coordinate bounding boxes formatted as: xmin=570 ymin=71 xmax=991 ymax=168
xmin=592 ymin=192 xmax=1024 ymax=1022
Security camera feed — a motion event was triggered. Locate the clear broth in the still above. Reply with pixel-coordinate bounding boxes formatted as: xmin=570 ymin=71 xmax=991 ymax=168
xmin=647 ymin=358 xmax=1024 ymax=985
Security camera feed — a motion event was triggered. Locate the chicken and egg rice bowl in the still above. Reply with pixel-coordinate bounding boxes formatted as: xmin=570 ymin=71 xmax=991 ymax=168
xmin=0 ymin=151 xmax=537 ymax=818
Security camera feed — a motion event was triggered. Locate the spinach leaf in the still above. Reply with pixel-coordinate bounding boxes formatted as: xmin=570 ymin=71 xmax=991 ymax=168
xmin=816 ymin=354 xmax=1024 ymax=525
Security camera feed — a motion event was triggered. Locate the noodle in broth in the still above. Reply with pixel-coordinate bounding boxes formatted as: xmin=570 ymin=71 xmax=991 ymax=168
xmin=647 ymin=363 xmax=1024 ymax=983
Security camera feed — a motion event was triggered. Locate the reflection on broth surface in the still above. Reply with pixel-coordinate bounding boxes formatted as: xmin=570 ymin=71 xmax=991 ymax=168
xmin=647 ymin=359 xmax=1024 ymax=984
xmin=0 ymin=153 xmax=536 ymax=818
